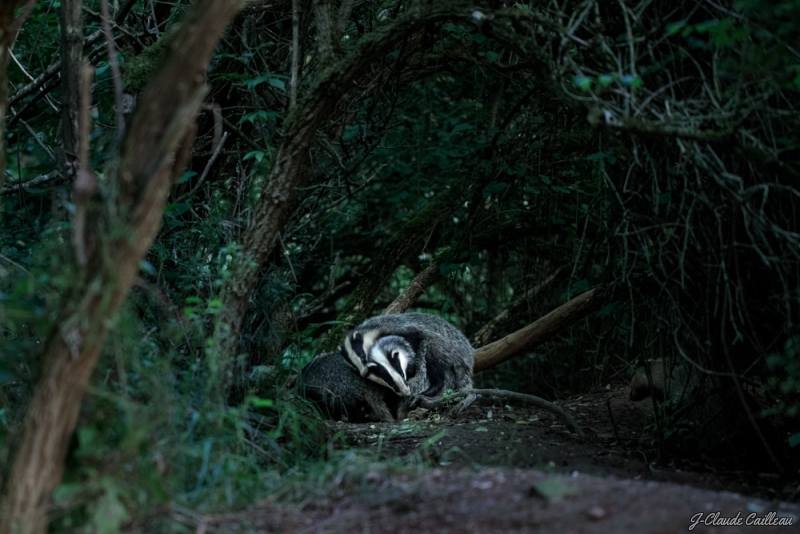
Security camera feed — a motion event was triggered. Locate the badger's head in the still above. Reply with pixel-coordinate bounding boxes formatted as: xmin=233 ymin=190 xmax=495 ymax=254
xmin=363 ymin=335 xmax=417 ymax=396
xmin=340 ymin=328 xmax=382 ymax=376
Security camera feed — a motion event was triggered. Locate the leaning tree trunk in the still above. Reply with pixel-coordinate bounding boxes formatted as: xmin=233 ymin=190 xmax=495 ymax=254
xmin=0 ymin=2 xmax=244 ymax=533
xmin=473 ymin=286 xmax=610 ymax=373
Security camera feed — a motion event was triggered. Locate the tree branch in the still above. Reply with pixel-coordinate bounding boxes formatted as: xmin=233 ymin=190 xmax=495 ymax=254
xmin=382 ymin=261 xmax=442 ymax=315
xmin=471 ymin=267 xmax=565 ymax=347
xmin=473 ymin=286 xmax=610 ymax=373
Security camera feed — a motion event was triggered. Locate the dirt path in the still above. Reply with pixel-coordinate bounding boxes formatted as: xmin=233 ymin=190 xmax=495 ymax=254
xmin=171 ymin=385 xmax=799 ymax=533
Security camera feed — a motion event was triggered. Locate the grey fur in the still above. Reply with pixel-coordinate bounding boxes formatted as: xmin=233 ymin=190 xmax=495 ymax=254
xmin=341 ymin=312 xmax=474 ymax=398
xmin=296 ymin=351 xmax=414 ymax=422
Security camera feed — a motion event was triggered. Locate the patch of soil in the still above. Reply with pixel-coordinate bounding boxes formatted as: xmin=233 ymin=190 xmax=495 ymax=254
xmin=166 ymin=384 xmax=799 ymax=533
xmin=176 ymin=468 xmax=799 ymax=533
xmin=339 ymin=385 xmax=796 ymax=500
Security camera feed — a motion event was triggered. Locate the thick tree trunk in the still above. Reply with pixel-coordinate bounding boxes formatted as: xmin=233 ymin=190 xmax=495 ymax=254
xmin=0 ymin=2 xmax=243 ymax=532
xmin=473 ymin=287 xmax=609 ymax=373
xmin=213 ymin=1 xmax=472 ymax=388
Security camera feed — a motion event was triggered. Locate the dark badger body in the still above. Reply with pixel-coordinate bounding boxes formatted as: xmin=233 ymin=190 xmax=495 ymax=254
xmin=295 ymin=351 xmax=404 ymax=422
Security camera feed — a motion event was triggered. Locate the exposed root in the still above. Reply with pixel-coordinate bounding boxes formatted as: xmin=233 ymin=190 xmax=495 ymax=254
xmin=418 ymin=388 xmax=585 ymax=438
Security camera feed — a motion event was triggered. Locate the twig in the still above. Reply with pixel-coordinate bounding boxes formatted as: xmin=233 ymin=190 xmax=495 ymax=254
xmin=222 ymin=116 xmax=266 ymax=153
xmin=19 ymin=119 xmax=56 ymax=161
xmin=10 ymin=51 xmax=58 ymax=112
xmin=277 ymin=231 xmax=298 ymax=284
xmin=605 ymin=398 xmax=620 ymax=441
xmin=1 ymin=170 xmax=61 ymax=194
xmin=174 ymin=131 xmax=229 ymax=204
xmin=0 ymin=252 xmax=31 ymax=274
xmin=289 ymin=0 xmax=299 ymax=109
xmin=298 ymin=281 xmax=350 ymax=320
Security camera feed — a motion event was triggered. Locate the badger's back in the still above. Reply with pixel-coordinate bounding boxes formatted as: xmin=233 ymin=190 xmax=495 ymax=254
xmin=358 ymin=313 xmax=474 ymax=393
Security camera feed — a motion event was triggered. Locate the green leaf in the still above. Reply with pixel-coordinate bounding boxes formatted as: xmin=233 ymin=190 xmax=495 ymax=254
xmin=239 ymin=110 xmax=280 ymax=125
xmin=177 ymin=170 xmax=197 ymax=184
xmin=530 ymin=479 xmax=579 ymax=501
xmin=552 ymin=185 xmax=570 ymax=194
xmin=53 ymin=482 xmax=83 ymax=502
xmin=598 ymin=303 xmax=615 ymax=316
xmin=620 ymin=75 xmax=643 ymax=88
xmin=441 ymin=297 xmax=453 ymax=313
xmin=539 ymin=174 xmax=551 ymax=184
xmin=439 ymin=263 xmax=462 ymax=276
xmin=243 ymin=74 xmax=270 ymax=89
xmin=422 ymin=431 xmax=447 ymax=448
xmin=249 ymin=397 xmax=274 ymax=409
xmin=524 ymin=185 xmax=541 ymax=195
xmin=482 ymin=182 xmax=507 ymax=198
xmin=243 ymin=151 xmax=265 ymax=163
xmin=470 ymin=33 xmax=487 ymax=44
xmin=694 ymin=20 xmax=719 ymax=33
xmin=139 ymin=260 xmax=156 ymax=276
xmin=485 ymin=51 xmax=499 ymax=62
xmin=597 ymin=74 xmax=614 ymax=88
xmin=268 ymin=78 xmax=286 ymax=91
xmin=666 ymin=20 xmax=687 ymax=36
xmin=573 ymin=75 xmax=593 ymax=91
xmin=789 ymin=432 xmax=800 ymax=448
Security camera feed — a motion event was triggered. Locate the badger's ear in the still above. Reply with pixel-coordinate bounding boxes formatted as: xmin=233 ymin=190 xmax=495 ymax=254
xmin=401 ymin=329 xmax=424 ymax=351
xmin=405 ymin=359 xmax=418 ymax=379
xmin=391 ymin=351 xmax=400 ymax=360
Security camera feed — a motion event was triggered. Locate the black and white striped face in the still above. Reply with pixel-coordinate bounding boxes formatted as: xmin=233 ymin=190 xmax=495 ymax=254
xmin=364 ymin=335 xmax=414 ymax=396
xmin=340 ymin=328 xmax=381 ymax=377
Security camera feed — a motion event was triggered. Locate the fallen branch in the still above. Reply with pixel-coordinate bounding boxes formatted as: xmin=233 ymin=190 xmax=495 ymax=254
xmin=473 ymin=286 xmax=609 ymax=373
xmin=418 ymin=388 xmax=585 ymax=438
xmin=471 ymin=267 xmax=565 ymax=347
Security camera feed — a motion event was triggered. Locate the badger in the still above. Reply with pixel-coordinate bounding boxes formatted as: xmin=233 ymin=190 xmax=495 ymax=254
xmin=295 ymin=351 xmax=399 ymax=422
xmin=340 ymin=312 xmax=474 ymax=398
xmin=629 ymin=358 xmax=698 ymax=402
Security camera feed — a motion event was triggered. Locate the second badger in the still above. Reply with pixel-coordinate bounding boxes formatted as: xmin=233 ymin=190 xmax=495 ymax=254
xmin=340 ymin=312 xmax=474 ymax=398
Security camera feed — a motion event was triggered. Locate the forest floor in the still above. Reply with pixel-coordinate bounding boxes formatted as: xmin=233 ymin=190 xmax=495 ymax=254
xmin=168 ymin=384 xmax=799 ymax=533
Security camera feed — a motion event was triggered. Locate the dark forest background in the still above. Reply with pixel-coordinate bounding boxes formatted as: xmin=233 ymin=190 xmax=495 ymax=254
xmin=0 ymin=0 xmax=799 ymax=531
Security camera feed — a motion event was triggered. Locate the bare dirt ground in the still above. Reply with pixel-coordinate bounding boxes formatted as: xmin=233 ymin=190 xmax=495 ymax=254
xmin=171 ymin=384 xmax=799 ymax=533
